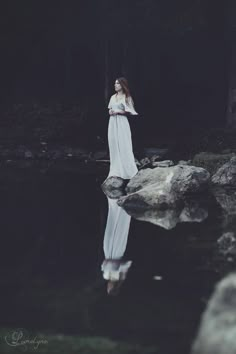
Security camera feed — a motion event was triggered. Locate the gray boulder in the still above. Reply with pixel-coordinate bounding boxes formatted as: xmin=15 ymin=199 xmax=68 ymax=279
xmin=126 ymin=166 xmax=174 ymax=194
xmin=212 ymin=156 xmax=236 ymax=186
xmin=119 ymin=165 xmax=210 ymax=211
xmin=150 ymin=154 xmax=162 ymax=163
xmin=102 ymin=176 xmax=127 ymax=191
xmin=177 ymin=160 xmax=192 ymax=165
xmin=139 ymin=157 xmax=151 ymax=169
xmin=192 ymin=273 xmax=236 ymax=354
xmin=171 ymin=165 xmax=210 ymax=194
xmin=152 ymin=160 xmax=174 ymax=168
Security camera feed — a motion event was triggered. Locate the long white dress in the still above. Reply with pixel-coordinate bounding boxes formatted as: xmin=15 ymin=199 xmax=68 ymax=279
xmin=107 ymin=94 xmax=138 ymax=179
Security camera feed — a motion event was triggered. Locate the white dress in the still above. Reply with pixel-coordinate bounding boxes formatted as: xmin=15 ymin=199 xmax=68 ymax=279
xmin=107 ymin=94 xmax=138 ymax=179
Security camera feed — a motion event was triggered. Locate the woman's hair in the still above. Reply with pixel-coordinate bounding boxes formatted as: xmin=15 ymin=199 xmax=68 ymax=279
xmin=116 ymin=77 xmax=131 ymax=98
xmin=116 ymin=77 xmax=134 ymax=105
xmin=107 ymin=280 xmax=124 ymax=296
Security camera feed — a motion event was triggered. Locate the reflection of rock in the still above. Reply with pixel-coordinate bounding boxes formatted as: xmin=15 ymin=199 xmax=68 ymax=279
xmin=179 ymin=200 xmax=208 ymax=223
xmin=101 ymin=186 xmax=125 ymax=199
xmin=119 ymin=165 xmax=210 ymax=210
xmin=101 ymin=176 xmax=128 ymax=199
xmin=213 ymin=187 xmax=236 ymax=264
xmin=121 ymin=198 xmax=208 ymax=230
xmin=192 ymin=273 xmax=236 ymax=354
xmin=217 ymin=232 xmax=236 ymax=256
xmin=127 ymin=208 xmax=180 ymax=230
xmin=212 ymin=187 xmax=236 ymax=214
xmin=212 ymin=156 xmax=236 ymax=186
xmin=118 ymin=185 xmax=177 ymax=211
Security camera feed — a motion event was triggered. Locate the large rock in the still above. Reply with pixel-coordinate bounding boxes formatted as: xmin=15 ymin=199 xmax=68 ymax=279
xmin=171 ymin=165 xmax=210 ymax=194
xmin=119 ymin=173 xmax=176 ymax=210
xmin=126 ymin=166 xmax=175 ymax=194
xmin=101 ymin=177 xmax=127 ymax=199
xmin=211 ymin=156 xmax=236 ymax=186
xmin=192 ymin=273 xmax=236 ymax=354
xmin=119 ymin=165 xmax=210 ymax=210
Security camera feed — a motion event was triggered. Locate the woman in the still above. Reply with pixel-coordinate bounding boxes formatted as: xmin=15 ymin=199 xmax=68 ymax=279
xmin=106 ymin=77 xmax=138 ymax=180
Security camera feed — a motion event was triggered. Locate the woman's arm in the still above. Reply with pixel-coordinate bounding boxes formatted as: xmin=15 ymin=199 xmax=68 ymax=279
xmin=124 ymin=96 xmax=138 ymax=115
xmin=109 ymin=109 xmax=126 ymax=115
xmin=116 ymin=110 xmax=126 ymax=115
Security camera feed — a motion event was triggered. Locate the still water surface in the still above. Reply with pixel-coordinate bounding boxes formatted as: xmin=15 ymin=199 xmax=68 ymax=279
xmin=0 ymin=161 xmax=232 ymax=354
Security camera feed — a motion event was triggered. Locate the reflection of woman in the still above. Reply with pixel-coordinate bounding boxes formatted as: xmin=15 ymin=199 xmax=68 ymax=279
xmin=106 ymin=77 xmax=138 ymax=180
xmin=101 ymin=197 xmax=132 ymax=295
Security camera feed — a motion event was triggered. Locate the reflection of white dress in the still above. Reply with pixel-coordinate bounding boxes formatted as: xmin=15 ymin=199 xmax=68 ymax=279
xmin=101 ymin=197 xmax=132 ymax=281
xmin=107 ymin=94 xmax=138 ymax=179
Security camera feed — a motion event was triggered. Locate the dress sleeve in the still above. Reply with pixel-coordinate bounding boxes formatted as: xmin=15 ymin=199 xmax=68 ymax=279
xmin=124 ymin=96 xmax=138 ymax=115
xmin=108 ymin=96 xmax=113 ymax=109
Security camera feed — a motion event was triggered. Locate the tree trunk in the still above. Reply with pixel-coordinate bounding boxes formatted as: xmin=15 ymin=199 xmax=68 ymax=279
xmin=104 ymin=38 xmax=109 ymax=104
xmin=64 ymin=42 xmax=71 ymax=97
xmin=226 ymin=1 xmax=236 ymax=128
xmin=122 ymin=38 xmax=129 ymax=77
xmin=226 ymin=33 xmax=236 ymax=128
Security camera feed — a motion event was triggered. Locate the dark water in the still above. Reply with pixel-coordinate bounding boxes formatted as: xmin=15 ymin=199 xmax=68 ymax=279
xmin=0 ymin=161 xmax=232 ymax=354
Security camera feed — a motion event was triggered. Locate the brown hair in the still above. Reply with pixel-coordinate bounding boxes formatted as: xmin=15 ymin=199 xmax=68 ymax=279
xmin=116 ymin=77 xmax=134 ymax=105
xmin=107 ymin=280 xmax=124 ymax=296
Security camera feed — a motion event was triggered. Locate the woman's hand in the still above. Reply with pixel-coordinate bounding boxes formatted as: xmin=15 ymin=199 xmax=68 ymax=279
xmin=109 ymin=109 xmax=115 ymax=115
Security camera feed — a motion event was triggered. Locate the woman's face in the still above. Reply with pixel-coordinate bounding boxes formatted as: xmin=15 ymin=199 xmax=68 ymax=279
xmin=114 ymin=80 xmax=122 ymax=93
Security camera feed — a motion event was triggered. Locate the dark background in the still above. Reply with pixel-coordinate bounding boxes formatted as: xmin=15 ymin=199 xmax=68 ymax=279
xmin=0 ymin=0 xmax=232 ymax=146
